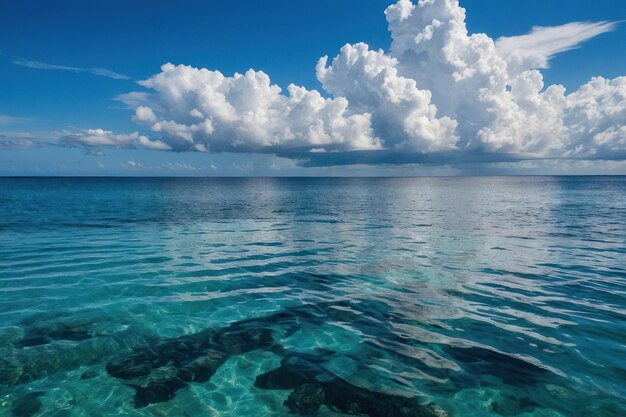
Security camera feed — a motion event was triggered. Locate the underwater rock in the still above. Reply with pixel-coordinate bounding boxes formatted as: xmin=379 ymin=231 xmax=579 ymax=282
xmin=4 ymin=299 xmax=433 ymax=411
xmin=106 ymin=350 xmax=167 ymax=380
xmin=254 ymin=353 xmax=334 ymax=390
xmin=124 ymin=351 xmax=229 ymax=407
xmin=105 ymin=300 xmax=378 ymax=408
xmin=0 ymin=327 xmax=153 ymax=389
xmin=15 ymin=323 xmax=93 ymax=348
xmin=0 ymin=327 xmax=24 ymax=347
xmin=218 ymin=326 xmax=275 ymax=355
xmin=106 ymin=300 xmax=422 ymax=409
xmin=177 ymin=350 xmax=227 ymax=382
xmin=106 ymin=323 xmax=276 ymax=407
xmin=324 ymin=378 xmax=433 ymax=417
xmin=130 ymin=366 xmax=188 ymax=408
xmin=255 ymin=353 xmax=438 ymax=417
xmin=490 ymin=394 xmax=538 ymax=416
xmin=284 ymin=383 xmax=325 ymax=415
xmin=444 ymin=346 xmax=550 ymax=386
xmin=11 ymin=391 xmax=44 ymax=417
xmin=0 ymin=355 xmax=23 ymax=386
xmin=79 ymin=370 xmax=99 ymax=380
xmin=15 ymin=334 xmax=53 ymax=348
xmin=47 ymin=327 xmax=92 ymax=342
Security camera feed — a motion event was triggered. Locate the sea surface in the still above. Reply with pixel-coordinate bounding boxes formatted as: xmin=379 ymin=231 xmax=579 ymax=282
xmin=0 ymin=177 xmax=625 ymax=417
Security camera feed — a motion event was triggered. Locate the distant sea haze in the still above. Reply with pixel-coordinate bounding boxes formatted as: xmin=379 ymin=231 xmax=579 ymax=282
xmin=0 ymin=176 xmax=625 ymax=416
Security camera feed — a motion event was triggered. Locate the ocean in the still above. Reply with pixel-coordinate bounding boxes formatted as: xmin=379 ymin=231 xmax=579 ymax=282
xmin=0 ymin=177 xmax=625 ymax=416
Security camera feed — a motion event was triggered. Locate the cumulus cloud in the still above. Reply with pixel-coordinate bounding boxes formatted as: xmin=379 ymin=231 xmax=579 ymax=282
xmin=564 ymin=76 xmax=626 ymax=158
xmin=382 ymin=0 xmax=624 ymax=158
xmin=104 ymin=0 xmax=624 ymax=165
xmin=316 ymin=42 xmax=458 ymax=152
xmin=121 ymin=64 xmax=381 ymax=153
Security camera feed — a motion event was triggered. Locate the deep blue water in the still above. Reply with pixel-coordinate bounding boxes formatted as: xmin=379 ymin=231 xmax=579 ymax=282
xmin=0 ymin=177 xmax=625 ymax=417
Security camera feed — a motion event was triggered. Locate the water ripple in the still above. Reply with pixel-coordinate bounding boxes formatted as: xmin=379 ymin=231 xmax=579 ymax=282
xmin=0 ymin=177 xmax=625 ymax=416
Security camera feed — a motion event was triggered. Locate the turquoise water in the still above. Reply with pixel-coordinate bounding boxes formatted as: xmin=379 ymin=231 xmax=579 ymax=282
xmin=0 ymin=177 xmax=625 ymax=417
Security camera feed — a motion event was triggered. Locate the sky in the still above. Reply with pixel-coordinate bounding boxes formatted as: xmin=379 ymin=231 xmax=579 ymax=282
xmin=1 ymin=0 xmax=625 ymax=176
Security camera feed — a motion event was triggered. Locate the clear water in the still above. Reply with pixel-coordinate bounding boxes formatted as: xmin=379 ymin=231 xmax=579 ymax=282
xmin=0 ymin=177 xmax=624 ymax=417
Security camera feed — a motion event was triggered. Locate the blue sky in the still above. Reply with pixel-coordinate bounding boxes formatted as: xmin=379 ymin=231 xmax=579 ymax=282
xmin=1 ymin=0 xmax=625 ymax=176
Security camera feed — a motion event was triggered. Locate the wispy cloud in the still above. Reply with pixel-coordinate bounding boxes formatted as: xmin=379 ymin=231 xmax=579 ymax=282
xmin=0 ymin=135 xmax=38 ymax=149
xmin=496 ymin=21 xmax=618 ymax=71
xmin=11 ymin=57 xmax=130 ymax=80
xmin=0 ymin=114 xmax=31 ymax=125
xmin=0 ymin=131 xmax=53 ymax=149
xmin=60 ymin=128 xmax=170 ymax=151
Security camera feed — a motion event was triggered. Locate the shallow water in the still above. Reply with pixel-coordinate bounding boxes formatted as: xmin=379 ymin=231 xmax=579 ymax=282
xmin=0 ymin=177 xmax=625 ymax=417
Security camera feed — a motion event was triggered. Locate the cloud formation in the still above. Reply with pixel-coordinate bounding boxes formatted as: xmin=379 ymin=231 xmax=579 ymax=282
xmin=0 ymin=114 xmax=31 ymax=125
xmin=316 ymin=43 xmax=458 ymax=152
xmin=107 ymin=0 xmax=624 ymax=164
xmin=0 ymin=135 xmax=39 ymax=149
xmin=61 ymin=129 xmax=170 ymax=151
xmin=12 ymin=57 xmax=129 ymax=80
xmin=495 ymin=21 xmax=616 ymax=73
xmin=120 ymin=64 xmax=380 ymax=153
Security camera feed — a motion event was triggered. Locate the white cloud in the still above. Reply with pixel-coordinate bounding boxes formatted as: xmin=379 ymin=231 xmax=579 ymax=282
xmin=61 ymin=128 xmax=171 ymax=151
xmin=0 ymin=130 xmax=54 ymax=148
xmin=12 ymin=58 xmax=129 ymax=80
xmin=0 ymin=136 xmax=38 ymax=149
xmin=564 ymin=76 xmax=626 ymax=158
xmin=99 ymin=0 xmax=624 ymax=164
xmin=383 ymin=0 xmax=624 ymax=158
xmin=121 ymin=63 xmax=381 ymax=153
xmin=316 ymin=42 xmax=458 ymax=152
xmin=0 ymin=115 xmax=30 ymax=125
xmin=496 ymin=21 xmax=617 ymax=73
xmin=123 ymin=160 xmax=143 ymax=168
xmin=161 ymin=162 xmax=199 ymax=171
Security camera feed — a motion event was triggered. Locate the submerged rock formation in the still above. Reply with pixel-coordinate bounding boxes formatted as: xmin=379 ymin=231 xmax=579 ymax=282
xmin=10 ymin=391 xmax=44 ymax=417
xmin=2 ymin=300 xmax=451 ymax=415
xmin=0 ymin=326 xmax=153 ymax=389
xmin=255 ymin=353 xmax=439 ymax=417
xmin=100 ymin=301 xmax=452 ymax=413
xmin=106 ymin=320 xmax=278 ymax=406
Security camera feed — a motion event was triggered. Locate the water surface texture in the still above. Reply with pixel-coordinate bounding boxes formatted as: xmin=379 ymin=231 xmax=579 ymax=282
xmin=0 ymin=177 xmax=625 ymax=417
